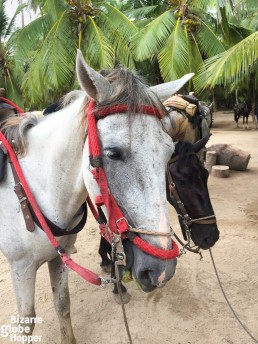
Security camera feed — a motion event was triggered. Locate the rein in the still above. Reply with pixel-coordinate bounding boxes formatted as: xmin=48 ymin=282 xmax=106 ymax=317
xmin=166 ymin=155 xmax=216 ymax=257
xmin=87 ymin=99 xmax=179 ymax=260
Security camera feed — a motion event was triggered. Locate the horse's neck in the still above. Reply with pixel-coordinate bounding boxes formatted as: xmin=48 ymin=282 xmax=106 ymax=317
xmin=167 ymin=111 xmax=199 ymax=143
xmin=19 ymin=98 xmax=88 ymax=228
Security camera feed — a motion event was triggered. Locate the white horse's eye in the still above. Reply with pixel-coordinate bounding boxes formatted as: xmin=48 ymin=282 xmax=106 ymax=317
xmin=106 ymin=149 xmax=123 ymax=161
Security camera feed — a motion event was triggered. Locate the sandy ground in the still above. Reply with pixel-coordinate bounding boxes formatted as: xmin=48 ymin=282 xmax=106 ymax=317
xmin=0 ymin=111 xmax=258 ymax=344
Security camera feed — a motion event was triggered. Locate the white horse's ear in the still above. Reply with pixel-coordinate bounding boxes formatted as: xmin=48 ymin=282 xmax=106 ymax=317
xmin=150 ymin=73 xmax=195 ymax=102
xmin=76 ymin=50 xmax=114 ymax=102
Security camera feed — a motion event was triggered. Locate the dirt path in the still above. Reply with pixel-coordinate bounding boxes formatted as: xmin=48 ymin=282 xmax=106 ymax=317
xmin=0 ymin=111 xmax=258 ymax=344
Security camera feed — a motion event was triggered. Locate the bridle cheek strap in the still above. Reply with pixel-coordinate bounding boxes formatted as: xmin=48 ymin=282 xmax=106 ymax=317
xmin=87 ymin=99 xmax=179 ymax=260
xmin=91 ymin=167 xmax=129 ymax=237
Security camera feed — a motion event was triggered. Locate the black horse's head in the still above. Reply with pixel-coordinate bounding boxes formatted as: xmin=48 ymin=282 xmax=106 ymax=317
xmin=167 ymin=135 xmax=219 ymax=249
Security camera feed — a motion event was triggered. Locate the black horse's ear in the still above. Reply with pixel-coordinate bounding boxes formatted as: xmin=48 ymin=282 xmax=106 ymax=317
xmin=193 ymin=133 xmax=212 ymax=153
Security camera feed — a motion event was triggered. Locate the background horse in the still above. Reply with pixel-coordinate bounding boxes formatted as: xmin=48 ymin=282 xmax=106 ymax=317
xmin=0 ymin=50 xmax=180 ymax=343
xmin=233 ymin=101 xmax=252 ymax=129
xmin=167 ymin=137 xmax=219 ymax=248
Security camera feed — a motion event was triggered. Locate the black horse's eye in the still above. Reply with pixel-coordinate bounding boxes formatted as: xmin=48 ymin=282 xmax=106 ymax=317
xmin=106 ymin=149 xmax=123 ymax=161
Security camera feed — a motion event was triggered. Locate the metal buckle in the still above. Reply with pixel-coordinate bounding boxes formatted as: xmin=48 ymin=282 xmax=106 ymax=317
xmin=116 ymin=217 xmax=129 ymax=225
xmin=111 ymin=233 xmax=127 ymax=266
xmin=18 ymin=196 xmax=27 ymax=203
xmin=100 ymin=276 xmax=116 ymax=288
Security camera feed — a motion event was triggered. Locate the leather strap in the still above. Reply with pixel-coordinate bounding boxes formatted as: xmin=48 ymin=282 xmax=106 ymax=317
xmin=9 ymin=160 xmax=35 ymax=232
xmin=30 ymin=202 xmax=87 ymax=237
xmin=7 ymin=149 xmax=87 ymax=236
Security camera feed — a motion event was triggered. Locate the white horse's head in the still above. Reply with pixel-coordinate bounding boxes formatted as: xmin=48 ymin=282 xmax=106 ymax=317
xmin=76 ymin=51 xmax=178 ymax=292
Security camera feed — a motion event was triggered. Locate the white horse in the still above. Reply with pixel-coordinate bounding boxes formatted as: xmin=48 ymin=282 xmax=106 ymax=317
xmin=0 ymin=50 xmax=186 ymax=343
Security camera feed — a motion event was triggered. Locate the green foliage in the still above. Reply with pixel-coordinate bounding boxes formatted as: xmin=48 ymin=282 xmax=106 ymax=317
xmin=195 ymin=31 xmax=258 ymax=91
xmin=1 ymin=0 xmax=258 ymax=107
xmin=158 ymin=19 xmax=191 ymax=81
xmin=4 ymin=0 xmax=141 ymax=107
xmin=132 ymin=10 xmax=176 ymax=61
xmin=196 ymin=20 xmax=225 ymax=58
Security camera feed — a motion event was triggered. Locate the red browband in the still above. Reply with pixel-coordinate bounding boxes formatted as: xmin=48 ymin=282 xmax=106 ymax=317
xmin=96 ymin=104 xmax=164 ymax=119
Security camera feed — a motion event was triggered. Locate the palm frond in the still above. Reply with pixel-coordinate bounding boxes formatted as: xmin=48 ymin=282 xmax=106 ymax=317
xmin=190 ymin=0 xmax=210 ymax=11
xmin=12 ymin=16 xmax=51 ymax=62
xmin=42 ymin=0 xmax=67 ymax=22
xmin=124 ymin=5 xmax=159 ymax=20
xmin=158 ymin=19 xmax=191 ymax=81
xmin=0 ymin=2 xmax=9 ymax=39
xmin=100 ymin=3 xmax=138 ymax=42
xmin=97 ymin=3 xmax=138 ymax=68
xmin=194 ymin=31 xmax=258 ymax=91
xmin=188 ymin=33 xmax=204 ymax=74
xmin=82 ymin=16 xmax=114 ymax=70
xmin=196 ymin=19 xmax=225 ymax=58
xmin=132 ymin=10 xmax=176 ymax=61
xmin=22 ymin=11 xmax=77 ymax=106
xmin=234 ymin=0 xmax=258 ymax=11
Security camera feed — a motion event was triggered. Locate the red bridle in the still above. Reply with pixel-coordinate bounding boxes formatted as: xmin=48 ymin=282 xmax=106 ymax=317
xmin=87 ymin=100 xmax=179 ymax=260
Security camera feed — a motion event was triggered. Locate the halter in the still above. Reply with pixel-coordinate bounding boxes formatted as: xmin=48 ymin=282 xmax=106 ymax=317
xmin=87 ymin=99 xmax=179 ymax=260
xmin=166 ymin=155 xmax=217 ymax=256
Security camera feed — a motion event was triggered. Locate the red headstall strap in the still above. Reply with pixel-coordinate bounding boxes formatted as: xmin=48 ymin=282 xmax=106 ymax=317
xmin=87 ymin=100 xmax=179 ymax=260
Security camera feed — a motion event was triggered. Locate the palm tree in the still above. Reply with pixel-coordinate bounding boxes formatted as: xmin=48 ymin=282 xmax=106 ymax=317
xmin=194 ymin=0 xmax=258 ymax=106
xmin=0 ymin=0 xmax=25 ymax=105
xmin=131 ymin=0 xmax=225 ymax=85
xmin=13 ymin=0 xmax=138 ymax=107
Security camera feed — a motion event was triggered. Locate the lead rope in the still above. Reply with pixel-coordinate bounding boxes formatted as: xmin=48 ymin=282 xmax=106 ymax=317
xmin=209 ymin=248 xmax=258 ymax=343
xmin=116 ymin=274 xmax=133 ymax=344
xmin=112 ymin=234 xmax=133 ymax=344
